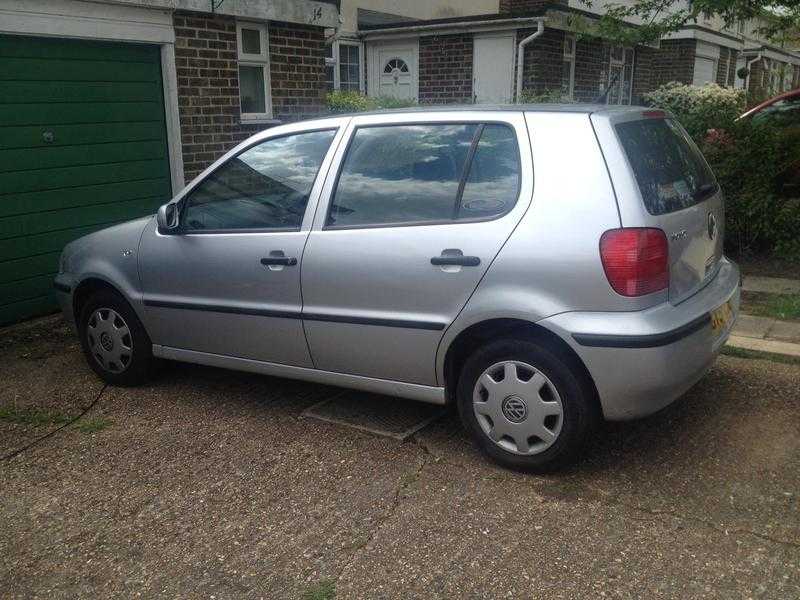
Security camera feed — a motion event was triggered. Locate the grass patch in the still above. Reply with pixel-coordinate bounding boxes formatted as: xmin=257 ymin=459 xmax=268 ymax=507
xmin=302 ymin=579 xmax=336 ymax=600
xmin=740 ymin=291 xmax=800 ymax=322
xmin=721 ymin=345 xmax=800 ymax=366
xmin=76 ymin=417 xmax=113 ymax=434
xmin=0 ymin=405 xmax=72 ymax=427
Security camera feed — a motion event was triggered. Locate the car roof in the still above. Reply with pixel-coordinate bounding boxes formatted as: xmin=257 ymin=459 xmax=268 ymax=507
xmin=326 ymin=103 xmax=649 ymax=119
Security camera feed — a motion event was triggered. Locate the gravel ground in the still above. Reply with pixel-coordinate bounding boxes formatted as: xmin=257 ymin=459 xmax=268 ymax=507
xmin=1 ymin=318 xmax=798 ymax=599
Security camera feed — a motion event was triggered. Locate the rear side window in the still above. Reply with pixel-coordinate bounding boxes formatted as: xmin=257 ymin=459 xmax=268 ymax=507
xmin=615 ymin=118 xmax=717 ymax=215
xmin=327 ymin=123 xmax=520 ymax=228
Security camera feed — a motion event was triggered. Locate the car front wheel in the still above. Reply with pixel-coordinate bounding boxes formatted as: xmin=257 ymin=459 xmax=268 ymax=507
xmin=78 ymin=289 xmax=155 ymax=386
xmin=457 ymin=338 xmax=598 ymax=472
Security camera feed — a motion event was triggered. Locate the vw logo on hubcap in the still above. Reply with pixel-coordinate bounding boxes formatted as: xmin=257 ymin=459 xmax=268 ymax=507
xmin=707 ymin=212 xmax=717 ymax=240
xmin=100 ymin=332 xmax=114 ymax=352
xmin=501 ymin=395 xmax=528 ymax=423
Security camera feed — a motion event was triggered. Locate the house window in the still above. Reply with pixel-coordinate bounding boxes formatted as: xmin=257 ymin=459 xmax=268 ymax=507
xmin=561 ymin=34 xmax=576 ymax=99
xmin=607 ymin=46 xmax=633 ymax=105
xmin=324 ymin=40 xmax=364 ymax=92
xmin=237 ymin=22 xmax=271 ymax=121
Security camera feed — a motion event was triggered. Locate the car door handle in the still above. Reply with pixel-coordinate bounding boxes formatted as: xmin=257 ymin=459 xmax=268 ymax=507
xmin=260 ymin=256 xmax=297 ymax=266
xmin=430 ymin=256 xmax=480 ymax=267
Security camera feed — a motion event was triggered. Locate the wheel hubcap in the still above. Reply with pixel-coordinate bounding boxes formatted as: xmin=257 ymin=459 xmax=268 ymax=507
xmin=472 ymin=360 xmax=564 ymax=455
xmin=86 ymin=308 xmax=132 ymax=373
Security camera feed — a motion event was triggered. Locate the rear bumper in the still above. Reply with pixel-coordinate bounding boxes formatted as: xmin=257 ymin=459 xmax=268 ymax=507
xmin=539 ymin=258 xmax=741 ymax=421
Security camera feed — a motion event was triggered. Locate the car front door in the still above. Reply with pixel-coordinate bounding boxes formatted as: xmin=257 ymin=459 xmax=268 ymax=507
xmin=138 ymin=121 xmax=345 ymax=366
xmin=300 ymin=112 xmax=533 ymax=385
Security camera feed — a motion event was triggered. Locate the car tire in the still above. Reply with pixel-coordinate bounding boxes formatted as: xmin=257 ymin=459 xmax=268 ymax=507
xmin=457 ymin=338 xmax=598 ymax=472
xmin=78 ymin=289 xmax=155 ymax=386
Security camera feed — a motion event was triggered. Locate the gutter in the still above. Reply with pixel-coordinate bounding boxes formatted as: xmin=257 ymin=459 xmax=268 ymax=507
xmin=516 ymin=18 xmax=546 ymax=103
xmin=745 ymin=52 xmax=763 ymax=91
xmin=358 ymin=16 xmax=543 ymax=37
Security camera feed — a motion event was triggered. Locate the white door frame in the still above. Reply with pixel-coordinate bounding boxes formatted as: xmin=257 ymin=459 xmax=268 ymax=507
xmin=366 ymin=38 xmax=419 ymax=99
xmin=473 ymin=32 xmax=515 ymax=104
xmin=0 ymin=0 xmax=185 ymax=193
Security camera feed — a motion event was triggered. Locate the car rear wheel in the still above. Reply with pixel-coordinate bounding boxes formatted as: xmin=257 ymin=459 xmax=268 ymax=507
xmin=457 ymin=338 xmax=598 ymax=471
xmin=78 ymin=289 xmax=154 ymax=386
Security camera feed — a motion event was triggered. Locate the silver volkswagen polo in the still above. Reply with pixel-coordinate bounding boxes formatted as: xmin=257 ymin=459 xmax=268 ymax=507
xmin=54 ymin=106 xmax=740 ymax=470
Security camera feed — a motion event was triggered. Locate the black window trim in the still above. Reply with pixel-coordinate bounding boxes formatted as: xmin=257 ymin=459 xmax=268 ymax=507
xmin=322 ymin=119 xmax=523 ymax=231
xmin=177 ymin=126 xmax=339 ymax=235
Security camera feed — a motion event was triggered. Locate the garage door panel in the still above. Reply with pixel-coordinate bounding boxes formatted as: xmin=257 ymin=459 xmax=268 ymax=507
xmin=0 ymin=197 xmax=162 ymax=240
xmin=2 ymin=122 xmax=166 ymax=150
xmin=0 ymin=34 xmax=171 ymax=324
xmin=0 ymin=140 xmax=166 ymax=173
xmin=0 ymin=178 xmax=168 ymax=218
xmin=0 ymin=57 xmax=160 ymax=82
xmin=0 ymin=80 xmax=160 ymax=104
xmin=0 ymin=35 xmax=159 ymax=63
xmin=0 ymin=159 xmax=169 ymax=195
xmin=0 ymin=223 xmax=117 ymax=263
xmin=0 ymin=252 xmax=60 ymax=283
xmin=0 ymin=102 xmax=163 ymax=127
xmin=0 ymin=295 xmax=60 ymax=327
xmin=0 ymin=274 xmax=56 ymax=308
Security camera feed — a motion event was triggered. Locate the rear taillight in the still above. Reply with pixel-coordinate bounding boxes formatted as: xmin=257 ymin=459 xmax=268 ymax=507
xmin=599 ymin=228 xmax=669 ymax=297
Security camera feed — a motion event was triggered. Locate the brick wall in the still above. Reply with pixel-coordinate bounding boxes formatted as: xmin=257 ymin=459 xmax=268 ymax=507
xmin=418 ymin=34 xmax=473 ymax=104
xmin=517 ymin=27 xmax=564 ymax=98
xmin=633 ymin=46 xmax=656 ymax=103
xmin=173 ymin=11 xmax=326 ymax=181
xmin=651 ymin=39 xmax=697 ymax=87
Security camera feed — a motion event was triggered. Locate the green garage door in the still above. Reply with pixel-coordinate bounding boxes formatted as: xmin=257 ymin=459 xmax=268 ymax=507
xmin=0 ymin=35 xmax=172 ymax=326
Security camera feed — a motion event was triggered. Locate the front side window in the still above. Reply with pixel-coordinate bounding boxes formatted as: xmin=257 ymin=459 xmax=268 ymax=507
xmin=327 ymin=123 xmax=520 ymax=228
xmin=616 ymin=118 xmax=716 ymax=215
xmin=237 ymin=22 xmax=271 ymax=120
xmin=607 ymin=46 xmax=634 ymax=105
xmin=182 ymin=130 xmax=336 ymax=231
xmin=324 ymin=40 xmax=363 ymax=92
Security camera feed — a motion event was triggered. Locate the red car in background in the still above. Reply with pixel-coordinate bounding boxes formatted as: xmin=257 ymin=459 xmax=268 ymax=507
xmin=738 ymin=87 xmax=800 ymax=124
xmin=738 ymin=88 xmax=800 ymax=195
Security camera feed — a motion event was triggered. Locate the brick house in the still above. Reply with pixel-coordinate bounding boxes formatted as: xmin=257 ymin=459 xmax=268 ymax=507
xmin=0 ymin=0 xmax=337 ymax=324
xmin=337 ymin=1 xmax=800 ymax=105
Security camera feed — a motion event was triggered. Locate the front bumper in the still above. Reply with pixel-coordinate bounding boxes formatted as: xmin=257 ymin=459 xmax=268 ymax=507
xmin=539 ymin=258 xmax=741 ymax=421
xmin=53 ymin=273 xmax=76 ymax=329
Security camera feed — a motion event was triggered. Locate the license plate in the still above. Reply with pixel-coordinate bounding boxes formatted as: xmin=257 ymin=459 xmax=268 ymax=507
xmin=710 ymin=300 xmax=733 ymax=334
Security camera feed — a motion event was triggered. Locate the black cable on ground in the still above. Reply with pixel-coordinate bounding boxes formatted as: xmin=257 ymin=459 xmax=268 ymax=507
xmin=1 ymin=384 xmax=107 ymax=462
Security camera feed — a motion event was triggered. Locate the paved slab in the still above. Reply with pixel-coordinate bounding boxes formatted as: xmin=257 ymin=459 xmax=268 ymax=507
xmin=731 ymin=314 xmax=775 ymax=339
xmin=769 ymin=319 xmax=800 ymax=343
xmin=1 ymin=319 xmax=799 ymax=598
xmin=742 ymin=276 xmax=800 ymax=296
xmin=728 ymin=334 xmax=800 ymax=358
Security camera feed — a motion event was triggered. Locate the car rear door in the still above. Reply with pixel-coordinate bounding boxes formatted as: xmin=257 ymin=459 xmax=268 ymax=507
xmin=592 ymin=110 xmax=724 ymax=304
xmin=300 ymin=111 xmax=533 ymax=386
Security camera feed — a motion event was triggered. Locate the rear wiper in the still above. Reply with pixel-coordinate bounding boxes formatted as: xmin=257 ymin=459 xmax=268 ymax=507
xmin=694 ymin=183 xmax=718 ymax=200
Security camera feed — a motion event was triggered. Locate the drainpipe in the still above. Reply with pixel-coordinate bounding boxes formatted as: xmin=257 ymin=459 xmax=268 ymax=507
xmin=744 ymin=52 xmax=763 ymax=93
xmin=516 ymin=18 xmax=545 ymax=103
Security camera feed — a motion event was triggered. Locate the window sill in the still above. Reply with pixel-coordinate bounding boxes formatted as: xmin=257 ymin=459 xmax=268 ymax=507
xmin=240 ymin=118 xmax=282 ymax=126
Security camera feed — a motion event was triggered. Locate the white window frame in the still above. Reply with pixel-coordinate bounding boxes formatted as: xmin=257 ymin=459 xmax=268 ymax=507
xmin=237 ymin=21 xmax=272 ymax=122
xmin=607 ymin=45 xmax=634 ymax=105
xmin=562 ymin=34 xmax=576 ymax=100
xmin=325 ymin=39 xmax=365 ymax=93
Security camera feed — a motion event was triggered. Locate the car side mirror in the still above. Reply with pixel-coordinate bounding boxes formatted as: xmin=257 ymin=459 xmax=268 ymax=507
xmin=156 ymin=202 xmax=179 ymax=234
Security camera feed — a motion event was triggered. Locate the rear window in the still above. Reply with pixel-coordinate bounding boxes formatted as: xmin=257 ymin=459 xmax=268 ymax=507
xmin=615 ymin=118 xmax=717 ymax=215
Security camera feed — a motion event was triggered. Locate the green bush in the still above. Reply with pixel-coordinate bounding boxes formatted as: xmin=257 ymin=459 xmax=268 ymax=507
xmin=642 ymin=82 xmax=800 ymax=260
xmin=642 ymin=82 xmax=745 ymax=139
xmin=325 ymin=91 xmax=417 ymax=113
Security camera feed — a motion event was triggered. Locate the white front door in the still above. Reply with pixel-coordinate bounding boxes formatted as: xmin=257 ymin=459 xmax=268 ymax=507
xmin=368 ymin=40 xmax=418 ymax=100
xmin=473 ymin=34 xmax=515 ymax=103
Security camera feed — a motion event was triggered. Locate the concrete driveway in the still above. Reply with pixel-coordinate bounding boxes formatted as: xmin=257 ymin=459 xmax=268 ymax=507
xmin=1 ymin=317 xmax=798 ymax=599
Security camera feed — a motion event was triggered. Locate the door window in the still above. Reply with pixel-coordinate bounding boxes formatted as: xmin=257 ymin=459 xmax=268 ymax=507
xmin=182 ymin=129 xmax=336 ymax=232
xmin=327 ymin=123 xmax=520 ymax=228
